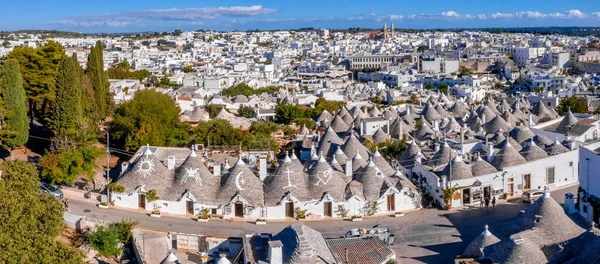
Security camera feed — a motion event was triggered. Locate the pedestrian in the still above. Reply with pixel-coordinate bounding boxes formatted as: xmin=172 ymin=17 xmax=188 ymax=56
xmin=492 ymin=196 xmax=496 ymax=208
xmin=63 ymin=198 xmax=70 ymax=212
xmin=485 ymin=197 xmax=490 ymax=209
xmin=480 ymin=196 xmax=484 ymax=208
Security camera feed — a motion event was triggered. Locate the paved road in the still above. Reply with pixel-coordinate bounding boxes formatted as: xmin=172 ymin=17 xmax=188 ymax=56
xmin=67 ymin=185 xmax=577 ymax=264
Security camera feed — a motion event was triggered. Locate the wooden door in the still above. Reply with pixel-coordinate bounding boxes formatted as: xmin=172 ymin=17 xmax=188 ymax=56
xmin=462 ymin=188 xmax=471 ymax=204
xmin=508 ymin=184 xmax=514 ymax=196
xmin=234 ymin=202 xmax=244 ymax=217
xmin=387 ymin=195 xmax=395 ymax=211
xmin=524 ymin=174 xmax=531 ymax=190
xmin=285 ymin=202 xmax=294 ymax=218
xmin=138 ymin=194 xmax=146 ymax=209
xmin=186 ymin=200 xmax=194 ymax=214
xmin=324 ymin=202 xmax=332 ymax=217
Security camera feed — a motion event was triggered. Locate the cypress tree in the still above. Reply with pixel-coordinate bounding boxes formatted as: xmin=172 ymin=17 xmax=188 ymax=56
xmin=49 ymin=56 xmax=81 ymax=149
xmin=86 ymin=41 xmax=108 ymax=122
xmin=1 ymin=59 xmax=29 ymax=157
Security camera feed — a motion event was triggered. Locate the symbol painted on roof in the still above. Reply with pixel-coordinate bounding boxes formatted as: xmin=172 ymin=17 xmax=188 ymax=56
xmin=136 ymin=157 xmax=156 ymax=178
xmin=315 ymin=168 xmax=333 ymax=186
xmin=235 ymin=172 xmax=245 ymax=191
xmin=180 ymin=167 xmax=202 ymax=186
xmin=282 ymin=167 xmax=296 ymax=189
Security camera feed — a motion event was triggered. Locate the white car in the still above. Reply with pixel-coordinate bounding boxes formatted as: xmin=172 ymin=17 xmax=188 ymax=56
xmin=521 ymin=189 xmax=544 ymax=203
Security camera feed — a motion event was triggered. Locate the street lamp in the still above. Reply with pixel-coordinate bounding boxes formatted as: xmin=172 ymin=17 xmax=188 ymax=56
xmin=100 ymin=128 xmax=110 ymax=202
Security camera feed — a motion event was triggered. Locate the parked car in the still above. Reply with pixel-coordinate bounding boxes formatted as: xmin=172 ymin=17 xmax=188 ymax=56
xmin=521 ymin=189 xmax=544 ymax=203
xmin=41 ymin=182 xmax=63 ymax=199
xmin=345 ymin=226 xmax=395 ymax=245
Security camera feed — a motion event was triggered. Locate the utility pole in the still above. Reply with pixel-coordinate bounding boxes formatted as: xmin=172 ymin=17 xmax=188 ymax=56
xmin=100 ymin=128 xmax=110 ymax=202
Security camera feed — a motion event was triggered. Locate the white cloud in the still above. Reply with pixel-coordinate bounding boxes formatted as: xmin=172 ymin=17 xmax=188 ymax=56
xmin=477 ymin=14 xmax=487 ymax=20
xmin=55 ymin=20 xmax=131 ymax=27
xmin=567 ymin=9 xmax=585 ymax=18
xmin=57 ymin=5 xmax=278 ymax=27
xmin=441 ymin=11 xmax=461 ymax=17
xmin=388 ymin=15 xmax=404 ymax=20
xmin=593 ymin=12 xmax=600 ymax=18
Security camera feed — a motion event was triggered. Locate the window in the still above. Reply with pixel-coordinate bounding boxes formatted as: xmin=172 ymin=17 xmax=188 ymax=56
xmin=569 ymin=161 xmax=573 ymax=167
xmin=584 ymin=204 xmax=588 ymax=213
xmin=546 ymin=167 xmax=555 ymax=184
xmin=508 ymin=177 xmax=514 ymax=182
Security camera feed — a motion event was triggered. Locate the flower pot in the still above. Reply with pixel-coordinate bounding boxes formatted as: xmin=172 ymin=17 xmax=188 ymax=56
xmin=351 ymin=217 xmax=363 ymax=222
xmin=256 ymin=221 xmax=267 ymax=225
xmin=444 ymin=204 xmax=452 ymax=211
xmin=150 ymin=214 xmax=161 ymax=218
xmin=394 ymin=212 xmax=404 ymax=217
xmin=98 ymin=204 xmax=109 ymax=209
xmin=197 ymin=218 xmax=209 ymax=223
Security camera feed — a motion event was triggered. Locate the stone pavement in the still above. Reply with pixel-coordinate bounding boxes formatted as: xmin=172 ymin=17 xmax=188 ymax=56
xmin=64 ymin=185 xmax=578 ymax=264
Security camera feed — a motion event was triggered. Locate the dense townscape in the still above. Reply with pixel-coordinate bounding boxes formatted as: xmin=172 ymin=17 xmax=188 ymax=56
xmin=5 ymin=17 xmax=600 ymax=264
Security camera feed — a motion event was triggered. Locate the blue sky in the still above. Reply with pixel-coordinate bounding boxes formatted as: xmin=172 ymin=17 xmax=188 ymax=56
xmin=3 ymin=0 xmax=600 ymax=32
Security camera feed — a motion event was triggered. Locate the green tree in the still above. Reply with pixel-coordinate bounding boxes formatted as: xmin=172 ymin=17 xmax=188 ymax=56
xmin=417 ymin=45 xmax=428 ymax=52
xmin=0 ymin=160 xmax=84 ymax=263
xmin=173 ymin=29 xmax=183 ymax=36
xmin=439 ymin=82 xmax=449 ymax=94
xmin=5 ymin=41 xmax=65 ymax=121
xmin=49 ymin=56 xmax=82 ymax=149
xmin=236 ymin=105 xmax=255 ymax=118
xmin=141 ymin=40 xmax=150 ymax=47
xmin=110 ymin=89 xmax=186 ymax=151
xmin=250 ymin=121 xmax=279 ymax=136
xmin=1 ymin=40 xmax=9 ymax=48
xmin=204 ymin=104 xmax=224 ymax=118
xmin=1 ymin=59 xmax=29 ymax=157
xmin=116 ymin=61 xmax=130 ymax=70
xmin=40 ymin=146 xmax=103 ymax=184
xmin=557 ymin=97 xmax=589 ymax=115
xmin=457 ymin=66 xmax=473 ymax=77
xmin=157 ymin=39 xmax=167 ymax=46
xmin=425 ymin=83 xmax=434 ymax=90
xmin=86 ymin=41 xmax=109 ymax=122
xmin=182 ymin=65 xmax=196 ymax=73
xmin=292 ymin=117 xmax=316 ymax=130
xmin=275 ymin=104 xmax=304 ymax=124
xmin=222 ymin=83 xmax=256 ymax=97
xmin=192 ymin=119 xmax=246 ymax=146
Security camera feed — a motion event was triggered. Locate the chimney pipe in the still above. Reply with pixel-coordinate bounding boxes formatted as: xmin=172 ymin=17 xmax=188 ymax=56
xmin=268 ymin=241 xmax=283 ymax=264
xmin=345 ymin=159 xmax=353 ymax=177
xmin=214 ymin=164 xmax=221 ymax=176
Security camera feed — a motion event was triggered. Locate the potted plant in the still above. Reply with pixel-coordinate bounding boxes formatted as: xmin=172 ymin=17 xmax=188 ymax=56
xmin=150 ymin=209 xmax=161 ymax=218
xmin=197 ymin=208 xmax=210 ymax=222
xmin=351 ymin=215 xmax=363 ymax=222
xmin=295 ymin=207 xmax=307 ymax=220
xmin=503 ymin=192 xmax=508 ymax=199
xmin=394 ymin=211 xmax=405 ymax=217
xmin=98 ymin=202 xmax=109 ymax=209
xmin=255 ymin=218 xmax=267 ymax=225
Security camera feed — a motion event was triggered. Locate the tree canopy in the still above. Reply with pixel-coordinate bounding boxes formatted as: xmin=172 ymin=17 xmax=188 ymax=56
xmin=221 ymin=83 xmax=280 ymax=97
xmin=4 ymin=40 xmax=65 ymax=120
xmin=1 ymin=59 xmax=29 ymax=153
xmin=110 ymin=89 xmax=188 ymax=151
xmin=49 ymin=56 xmax=82 ymax=148
xmin=439 ymin=82 xmax=449 ymax=94
xmin=275 ymin=104 xmax=305 ymax=124
xmin=557 ymin=97 xmax=588 ymax=115
xmin=0 ymin=160 xmax=84 ymax=263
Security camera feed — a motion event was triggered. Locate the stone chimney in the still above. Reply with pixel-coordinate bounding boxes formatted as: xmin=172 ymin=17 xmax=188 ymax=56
xmin=528 ymin=113 xmax=533 ymax=128
xmin=486 ymin=143 xmax=494 ymax=163
xmin=360 ymin=120 xmax=364 ymax=136
xmin=482 ymin=114 xmax=486 ymax=124
xmin=564 ymin=193 xmax=577 ymax=214
xmin=434 ymin=143 xmax=440 ymax=153
xmin=460 ymin=125 xmax=465 ymax=145
xmin=268 ymin=240 xmax=283 ymax=264
xmin=120 ymin=162 xmax=129 ymax=175
xmin=213 ymin=164 xmax=221 ymax=176
xmin=259 ymin=158 xmax=267 ymax=180
xmin=167 ymin=156 xmax=176 ymax=170
xmin=406 ymin=106 xmax=411 ymax=116
xmin=441 ymin=175 xmax=448 ymax=189
xmin=345 ymin=158 xmax=353 ymax=177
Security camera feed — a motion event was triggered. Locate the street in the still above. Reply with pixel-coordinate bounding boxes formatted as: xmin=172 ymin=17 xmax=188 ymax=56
xmin=66 ymin=185 xmax=578 ymax=264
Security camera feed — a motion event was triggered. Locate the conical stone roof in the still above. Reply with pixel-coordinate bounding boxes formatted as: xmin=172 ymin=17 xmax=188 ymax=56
xmin=356 ymin=159 xmax=385 ymax=202
xmin=307 ymin=154 xmax=346 ymax=201
xmin=173 ymin=150 xmax=219 ymax=203
xmin=318 ymin=126 xmax=342 ymax=158
xmin=463 ymin=225 xmax=500 ymax=258
xmin=556 ymin=109 xmax=578 ymax=134
xmin=218 ymin=157 xmax=264 ymax=206
xmin=442 ymin=155 xmax=473 ymax=180
xmin=264 ymin=153 xmax=309 ymax=205
xmin=484 ymin=235 xmax=547 ymax=264
xmin=272 ymin=225 xmax=336 ymax=264
xmin=520 ymin=139 xmax=548 ymax=162
xmin=471 ymin=155 xmax=498 ymax=176
xmin=491 ymin=140 xmax=526 ymax=170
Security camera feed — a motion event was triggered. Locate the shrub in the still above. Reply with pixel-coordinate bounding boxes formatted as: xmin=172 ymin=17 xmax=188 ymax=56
xmin=88 ymin=225 xmax=121 ymax=257
xmin=198 ymin=208 xmax=210 ymax=219
xmin=106 ymin=183 xmax=125 ymax=193
xmin=295 ymin=207 xmax=308 ymax=219
xmin=145 ymin=189 xmax=159 ymax=202
xmin=109 ymin=218 xmax=139 ymax=243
